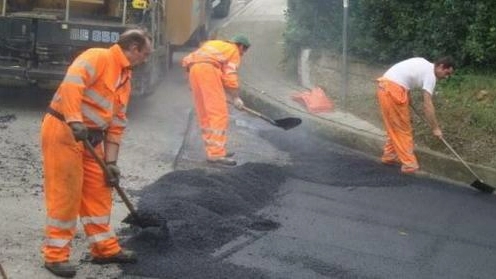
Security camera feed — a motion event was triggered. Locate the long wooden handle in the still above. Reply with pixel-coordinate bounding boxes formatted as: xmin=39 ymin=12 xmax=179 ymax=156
xmin=242 ymin=106 xmax=277 ymax=125
xmin=82 ymin=140 xmax=140 ymax=218
xmin=438 ymin=137 xmax=483 ymax=181
xmin=409 ymin=104 xmax=483 ymax=181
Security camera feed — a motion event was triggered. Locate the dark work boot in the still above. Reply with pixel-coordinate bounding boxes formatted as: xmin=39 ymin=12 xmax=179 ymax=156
xmin=91 ymin=249 xmax=138 ymax=264
xmin=207 ymin=156 xmax=237 ymax=166
xmin=44 ymin=261 xmax=76 ymax=278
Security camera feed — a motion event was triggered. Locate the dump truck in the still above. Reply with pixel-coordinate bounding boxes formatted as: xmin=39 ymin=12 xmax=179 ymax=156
xmin=166 ymin=0 xmax=232 ymax=63
xmin=0 ymin=0 xmax=219 ymax=96
xmin=167 ymin=0 xmax=211 ymax=64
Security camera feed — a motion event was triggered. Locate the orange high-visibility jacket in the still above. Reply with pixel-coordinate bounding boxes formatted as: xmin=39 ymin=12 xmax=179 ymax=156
xmin=49 ymin=44 xmax=131 ymax=144
xmin=182 ymin=40 xmax=241 ymax=90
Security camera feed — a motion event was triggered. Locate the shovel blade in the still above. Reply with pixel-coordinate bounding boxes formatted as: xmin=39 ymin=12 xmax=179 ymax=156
xmin=470 ymin=179 xmax=495 ymax=194
xmin=122 ymin=211 xmax=163 ymax=228
xmin=275 ymin=117 xmax=302 ymax=130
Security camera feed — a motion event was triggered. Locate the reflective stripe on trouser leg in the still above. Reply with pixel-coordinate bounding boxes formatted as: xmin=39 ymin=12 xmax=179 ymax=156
xmin=189 ymin=63 xmax=228 ymax=158
xmin=376 ymin=81 xmax=419 ymax=169
xmin=41 ymin=115 xmax=83 ymax=263
xmin=202 ymin=128 xmax=227 ymax=157
xmin=80 ymin=146 xmax=120 ymax=258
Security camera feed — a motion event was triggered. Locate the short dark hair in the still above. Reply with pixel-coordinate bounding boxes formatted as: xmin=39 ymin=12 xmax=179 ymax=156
xmin=117 ymin=29 xmax=152 ymax=51
xmin=434 ymin=56 xmax=455 ymax=69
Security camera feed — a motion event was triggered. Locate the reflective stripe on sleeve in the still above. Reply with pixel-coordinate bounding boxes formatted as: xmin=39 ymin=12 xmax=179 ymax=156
xmin=62 ymin=74 xmax=84 ymax=85
xmin=81 ymin=104 xmax=109 ymax=130
xmin=84 ymin=89 xmax=113 ymax=110
xmin=74 ymin=59 xmax=97 ymax=80
xmin=120 ymin=104 xmax=128 ymax=114
xmin=224 ymin=62 xmax=238 ymax=74
xmin=110 ymin=116 xmax=127 ymax=128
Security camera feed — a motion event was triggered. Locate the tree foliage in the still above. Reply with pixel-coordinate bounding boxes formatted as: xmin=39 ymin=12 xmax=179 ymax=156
xmin=284 ymin=0 xmax=496 ymax=68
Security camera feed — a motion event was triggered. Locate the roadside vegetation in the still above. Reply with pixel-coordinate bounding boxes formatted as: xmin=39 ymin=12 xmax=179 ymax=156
xmin=283 ymin=0 xmax=496 ymax=168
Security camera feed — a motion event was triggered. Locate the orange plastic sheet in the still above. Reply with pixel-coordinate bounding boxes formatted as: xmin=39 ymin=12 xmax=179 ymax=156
xmin=292 ymin=87 xmax=334 ymax=114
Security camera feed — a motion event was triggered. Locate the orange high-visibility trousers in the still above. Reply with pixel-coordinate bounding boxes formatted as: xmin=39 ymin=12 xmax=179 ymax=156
xmin=188 ymin=63 xmax=229 ymax=159
xmin=376 ymin=79 xmax=419 ymax=172
xmin=41 ymin=114 xmax=121 ymax=263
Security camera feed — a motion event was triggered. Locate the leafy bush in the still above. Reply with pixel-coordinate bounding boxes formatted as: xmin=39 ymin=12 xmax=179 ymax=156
xmin=436 ymin=71 xmax=496 ymax=134
xmin=284 ymin=0 xmax=342 ymax=61
xmin=284 ymin=0 xmax=496 ymax=68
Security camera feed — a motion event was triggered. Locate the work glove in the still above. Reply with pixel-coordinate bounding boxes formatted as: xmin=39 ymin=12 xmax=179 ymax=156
xmin=233 ymin=97 xmax=245 ymax=110
xmin=69 ymin=122 xmax=88 ymax=141
xmin=105 ymin=161 xmax=120 ymax=187
xmin=87 ymin=130 xmax=104 ymax=147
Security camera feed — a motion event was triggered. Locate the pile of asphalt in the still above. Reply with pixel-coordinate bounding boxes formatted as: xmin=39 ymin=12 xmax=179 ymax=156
xmin=119 ymin=162 xmax=285 ymax=278
xmin=117 ymin=126 xmax=445 ymax=278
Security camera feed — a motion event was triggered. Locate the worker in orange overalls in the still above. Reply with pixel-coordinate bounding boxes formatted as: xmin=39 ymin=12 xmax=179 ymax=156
xmin=182 ymin=34 xmax=251 ymax=166
xmin=376 ymin=56 xmax=454 ymax=174
xmin=40 ymin=29 xmax=152 ymax=278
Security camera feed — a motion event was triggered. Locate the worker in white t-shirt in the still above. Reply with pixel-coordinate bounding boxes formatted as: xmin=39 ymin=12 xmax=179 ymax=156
xmin=376 ymin=57 xmax=454 ymax=174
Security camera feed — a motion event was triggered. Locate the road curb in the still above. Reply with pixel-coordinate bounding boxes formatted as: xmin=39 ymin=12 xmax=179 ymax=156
xmin=241 ymin=84 xmax=496 ymax=191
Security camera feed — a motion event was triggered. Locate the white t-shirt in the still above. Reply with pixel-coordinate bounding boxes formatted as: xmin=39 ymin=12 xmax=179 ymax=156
xmin=383 ymin=57 xmax=436 ymax=95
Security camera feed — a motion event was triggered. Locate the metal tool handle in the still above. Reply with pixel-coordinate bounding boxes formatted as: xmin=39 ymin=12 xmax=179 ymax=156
xmin=241 ymin=105 xmax=277 ymax=125
xmin=82 ymin=140 xmax=140 ymax=219
xmin=409 ymin=104 xmax=484 ymax=182
xmin=438 ymin=137 xmax=483 ymax=181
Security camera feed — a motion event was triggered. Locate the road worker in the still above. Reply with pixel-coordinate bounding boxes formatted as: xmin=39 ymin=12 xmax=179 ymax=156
xmin=182 ymin=34 xmax=251 ymax=166
xmin=40 ymin=29 xmax=152 ymax=278
xmin=376 ymin=56 xmax=454 ymax=174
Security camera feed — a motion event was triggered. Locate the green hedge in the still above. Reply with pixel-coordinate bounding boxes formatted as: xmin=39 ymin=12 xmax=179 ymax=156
xmin=284 ymin=0 xmax=496 ymax=68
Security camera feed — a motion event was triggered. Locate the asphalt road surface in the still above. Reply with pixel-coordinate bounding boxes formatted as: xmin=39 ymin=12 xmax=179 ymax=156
xmin=1 ymin=0 xmax=496 ymax=278
xmin=117 ymin=105 xmax=496 ymax=279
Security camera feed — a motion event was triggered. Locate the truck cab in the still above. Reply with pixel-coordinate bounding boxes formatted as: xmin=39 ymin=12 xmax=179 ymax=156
xmin=0 ymin=0 xmax=219 ymax=97
xmin=0 ymin=0 xmax=170 ymax=96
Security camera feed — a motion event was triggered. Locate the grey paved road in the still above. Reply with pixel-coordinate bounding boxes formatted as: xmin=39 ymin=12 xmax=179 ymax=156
xmin=1 ymin=0 xmax=496 ymax=278
xmin=118 ymin=0 xmax=496 ymax=278
xmin=120 ymin=105 xmax=496 ymax=279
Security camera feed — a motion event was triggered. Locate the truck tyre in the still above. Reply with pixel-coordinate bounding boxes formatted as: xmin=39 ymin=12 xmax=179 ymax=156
xmin=132 ymin=63 xmax=154 ymax=97
xmin=213 ymin=0 xmax=231 ymax=18
xmin=197 ymin=25 xmax=209 ymax=44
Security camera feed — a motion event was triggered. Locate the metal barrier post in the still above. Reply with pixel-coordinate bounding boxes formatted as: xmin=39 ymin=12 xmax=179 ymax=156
xmin=341 ymin=0 xmax=349 ymax=111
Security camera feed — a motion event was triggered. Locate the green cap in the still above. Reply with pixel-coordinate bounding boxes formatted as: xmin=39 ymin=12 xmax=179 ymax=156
xmin=230 ymin=34 xmax=251 ymax=48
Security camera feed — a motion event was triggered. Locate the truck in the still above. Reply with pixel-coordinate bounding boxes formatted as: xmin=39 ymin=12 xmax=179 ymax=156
xmin=0 ymin=0 xmax=228 ymax=97
xmin=166 ymin=0 xmax=232 ymax=66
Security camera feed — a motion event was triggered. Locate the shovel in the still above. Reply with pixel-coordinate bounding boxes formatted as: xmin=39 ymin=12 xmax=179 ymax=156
xmin=242 ymin=105 xmax=302 ymax=130
xmin=83 ymin=140 xmax=162 ymax=228
xmin=410 ymin=104 xmax=495 ymax=193
xmin=439 ymin=136 xmax=495 ymax=193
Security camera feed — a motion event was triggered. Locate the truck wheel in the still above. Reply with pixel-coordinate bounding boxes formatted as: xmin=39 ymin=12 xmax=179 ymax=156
xmin=213 ymin=0 xmax=231 ymax=18
xmin=197 ymin=25 xmax=209 ymax=44
xmin=132 ymin=64 xmax=154 ymax=97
